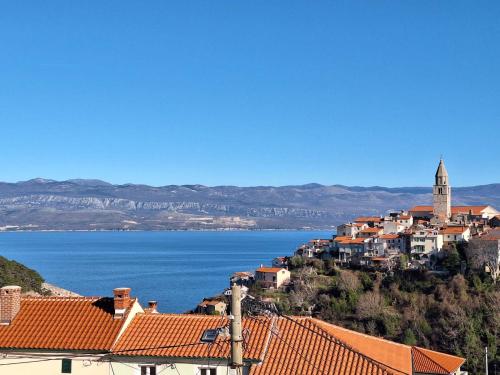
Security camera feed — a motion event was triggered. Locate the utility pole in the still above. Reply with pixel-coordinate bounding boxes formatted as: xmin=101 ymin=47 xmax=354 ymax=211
xmin=230 ymin=283 xmax=243 ymax=370
xmin=485 ymin=346 xmax=489 ymax=375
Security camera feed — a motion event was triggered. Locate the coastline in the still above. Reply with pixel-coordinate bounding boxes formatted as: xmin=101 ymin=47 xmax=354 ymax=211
xmin=0 ymin=228 xmax=336 ymax=233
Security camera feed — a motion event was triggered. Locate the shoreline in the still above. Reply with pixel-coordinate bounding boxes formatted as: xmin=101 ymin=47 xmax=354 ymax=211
xmin=0 ymin=228 xmax=336 ymax=233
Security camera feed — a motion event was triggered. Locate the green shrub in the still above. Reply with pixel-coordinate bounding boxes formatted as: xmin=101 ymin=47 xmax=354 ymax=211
xmin=0 ymin=256 xmax=44 ymax=293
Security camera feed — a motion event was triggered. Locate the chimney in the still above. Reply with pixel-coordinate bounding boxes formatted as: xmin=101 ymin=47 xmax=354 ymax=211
xmin=0 ymin=286 xmax=22 ymax=325
xmin=147 ymin=300 xmax=158 ymax=314
xmin=113 ymin=287 xmax=131 ymax=318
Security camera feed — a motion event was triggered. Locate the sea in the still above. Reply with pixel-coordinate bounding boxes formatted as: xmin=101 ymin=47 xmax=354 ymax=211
xmin=0 ymin=230 xmax=332 ymax=312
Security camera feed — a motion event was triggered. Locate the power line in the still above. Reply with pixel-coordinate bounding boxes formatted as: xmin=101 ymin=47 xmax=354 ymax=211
xmin=0 ymin=358 xmax=56 ymax=366
xmin=246 ymin=315 xmax=329 ymax=375
xmin=244 ymin=297 xmax=405 ymax=375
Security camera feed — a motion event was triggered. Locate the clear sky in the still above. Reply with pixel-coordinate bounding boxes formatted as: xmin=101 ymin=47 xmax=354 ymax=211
xmin=1 ymin=1 xmax=499 ymax=187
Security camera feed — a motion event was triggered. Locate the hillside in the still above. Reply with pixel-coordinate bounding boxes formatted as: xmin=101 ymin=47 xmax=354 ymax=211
xmin=0 ymin=256 xmax=45 ymax=293
xmin=256 ymin=257 xmax=499 ymax=374
xmin=0 ymin=179 xmax=499 ymax=230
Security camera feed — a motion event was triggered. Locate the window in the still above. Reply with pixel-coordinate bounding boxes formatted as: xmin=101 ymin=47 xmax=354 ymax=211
xmin=140 ymin=365 xmax=157 ymax=375
xmin=61 ymin=359 xmax=72 ymax=373
xmin=200 ymin=368 xmax=217 ymax=375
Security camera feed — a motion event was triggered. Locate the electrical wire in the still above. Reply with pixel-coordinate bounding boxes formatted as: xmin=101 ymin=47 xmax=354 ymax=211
xmin=245 ymin=297 xmax=408 ymax=375
xmin=246 ymin=315 xmax=329 ymax=375
xmin=0 ymin=358 xmax=57 ymax=366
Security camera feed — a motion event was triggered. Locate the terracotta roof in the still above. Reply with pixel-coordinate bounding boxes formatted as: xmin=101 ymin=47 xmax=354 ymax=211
xmin=353 ymin=223 xmax=366 ymax=227
xmin=361 ymin=227 xmax=383 ymax=233
xmin=256 ymin=267 xmax=286 ymax=273
xmin=398 ymin=215 xmax=412 ymax=220
xmin=440 ymin=226 xmax=469 ymax=235
xmin=113 ymin=314 xmax=464 ymax=375
xmin=380 ymin=234 xmax=399 ymax=239
xmin=409 ymin=206 xmax=433 ymax=212
xmin=338 ymin=238 xmax=367 ymax=244
xmin=113 ymin=314 xmax=271 ymax=361
xmin=0 ymin=297 xmax=132 ymax=351
xmin=251 ymin=317 xmax=394 ymax=375
xmin=410 ymin=205 xmax=490 ymax=215
xmin=313 ymin=319 xmax=411 ymax=374
xmin=312 ymin=319 xmax=465 ymax=375
xmin=412 ymin=347 xmax=465 ymax=374
xmin=334 ymin=236 xmax=354 ymax=242
xmin=451 ymin=205 xmax=489 ymax=215
xmin=355 ymin=217 xmax=383 ymax=223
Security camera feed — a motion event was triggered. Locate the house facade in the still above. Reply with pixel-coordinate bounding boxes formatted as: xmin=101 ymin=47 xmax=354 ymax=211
xmin=254 ymin=267 xmax=291 ymax=289
xmin=0 ymin=286 xmax=143 ymax=375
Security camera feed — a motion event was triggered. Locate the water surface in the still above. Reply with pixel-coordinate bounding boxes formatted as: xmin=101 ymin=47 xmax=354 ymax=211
xmin=0 ymin=231 xmax=331 ymax=312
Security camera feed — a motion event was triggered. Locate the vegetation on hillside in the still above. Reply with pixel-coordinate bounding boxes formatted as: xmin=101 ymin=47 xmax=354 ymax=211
xmin=0 ymin=256 xmax=45 ymax=293
xmin=253 ymin=255 xmax=499 ymax=374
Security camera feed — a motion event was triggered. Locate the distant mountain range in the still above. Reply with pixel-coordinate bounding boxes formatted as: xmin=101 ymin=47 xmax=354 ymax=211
xmin=0 ymin=179 xmax=498 ymax=231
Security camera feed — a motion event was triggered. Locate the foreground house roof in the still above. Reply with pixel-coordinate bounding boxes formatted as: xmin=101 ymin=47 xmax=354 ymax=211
xmin=312 ymin=319 xmax=465 ymax=375
xmin=251 ymin=317 xmax=394 ymax=375
xmin=0 ymin=297 xmax=133 ymax=351
xmin=112 ymin=314 xmax=272 ymax=361
xmin=0 ymin=291 xmax=465 ymax=374
xmin=112 ymin=314 xmax=465 ymax=375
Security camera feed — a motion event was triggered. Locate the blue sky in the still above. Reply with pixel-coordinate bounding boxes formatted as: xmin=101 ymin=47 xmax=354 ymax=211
xmin=1 ymin=1 xmax=499 ymax=187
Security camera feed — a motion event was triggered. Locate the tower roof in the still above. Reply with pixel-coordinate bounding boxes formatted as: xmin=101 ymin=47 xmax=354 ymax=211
xmin=435 ymin=159 xmax=449 ymax=178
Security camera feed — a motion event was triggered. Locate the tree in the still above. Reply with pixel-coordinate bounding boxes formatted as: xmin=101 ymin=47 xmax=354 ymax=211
xmin=337 ymin=270 xmax=361 ymax=293
xmin=442 ymin=247 xmax=461 ymax=275
xmin=465 ymin=239 xmax=499 ymax=283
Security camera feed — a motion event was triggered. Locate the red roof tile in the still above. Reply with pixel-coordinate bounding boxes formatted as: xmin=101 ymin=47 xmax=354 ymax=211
xmin=361 ymin=227 xmax=383 ymax=233
xmin=380 ymin=234 xmax=399 ymax=239
xmin=451 ymin=205 xmax=489 ymax=215
xmin=440 ymin=226 xmax=469 ymax=235
xmin=251 ymin=317 xmax=394 ymax=375
xmin=410 ymin=205 xmax=490 ymax=215
xmin=256 ymin=267 xmax=285 ymax=273
xmin=113 ymin=314 xmax=271 ymax=361
xmin=355 ymin=217 xmax=383 ymax=223
xmin=0 ymin=297 xmax=133 ymax=351
xmin=409 ymin=206 xmax=433 ymax=212
xmin=113 ymin=314 xmax=464 ymax=375
xmin=412 ymin=347 xmax=465 ymax=374
xmin=312 ymin=320 xmax=464 ymax=375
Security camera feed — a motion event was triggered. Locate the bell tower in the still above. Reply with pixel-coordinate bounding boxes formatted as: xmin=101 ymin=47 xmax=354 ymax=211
xmin=433 ymin=159 xmax=451 ymax=223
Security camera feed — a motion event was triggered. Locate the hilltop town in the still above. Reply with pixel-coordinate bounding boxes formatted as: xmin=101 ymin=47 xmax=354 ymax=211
xmin=237 ymin=159 xmax=499 ymax=282
xmin=194 ymin=160 xmax=499 ymax=373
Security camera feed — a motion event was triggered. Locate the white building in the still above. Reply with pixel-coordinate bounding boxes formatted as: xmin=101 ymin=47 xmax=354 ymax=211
xmin=410 ymin=228 xmax=443 ymax=262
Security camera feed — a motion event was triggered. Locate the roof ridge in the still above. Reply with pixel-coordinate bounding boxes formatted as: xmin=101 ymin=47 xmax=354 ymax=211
xmin=306 ymin=318 xmax=404 ymax=375
xmin=22 ymin=296 xmax=102 ymax=300
xmin=311 ymin=319 xmax=412 ymax=350
xmin=136 ymin=313 xmax=226 ymax=319
xmin=411 ymin=347 xmax=450 ymax=374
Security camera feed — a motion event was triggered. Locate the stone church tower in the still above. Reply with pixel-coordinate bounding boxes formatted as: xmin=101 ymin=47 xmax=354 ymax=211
xmin=433 ymin=159 xmax=451 ymax=223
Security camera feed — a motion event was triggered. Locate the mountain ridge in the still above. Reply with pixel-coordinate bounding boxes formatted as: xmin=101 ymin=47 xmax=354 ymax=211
xmin=0 ymin=179 xmax=498 ymax=231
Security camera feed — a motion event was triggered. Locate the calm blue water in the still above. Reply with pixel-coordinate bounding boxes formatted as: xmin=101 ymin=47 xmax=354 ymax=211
xmin=0 ymin=231 xmax=331 ymax=312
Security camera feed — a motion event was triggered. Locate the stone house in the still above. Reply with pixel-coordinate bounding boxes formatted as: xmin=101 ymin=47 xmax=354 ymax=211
xmin=254 ymin=267 xmax=290 ymax=289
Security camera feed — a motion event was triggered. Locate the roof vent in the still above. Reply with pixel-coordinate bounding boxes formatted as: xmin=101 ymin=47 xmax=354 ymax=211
xmin=200 ymin=329 xmax=220 ymax=343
